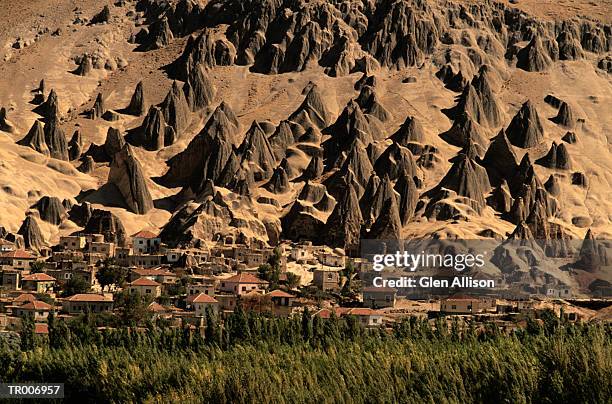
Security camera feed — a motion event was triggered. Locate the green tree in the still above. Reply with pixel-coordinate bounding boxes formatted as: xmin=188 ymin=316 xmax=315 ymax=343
xmin=96 ymin=258 xmax=129 ymax=291
xmin=115 ymin=290 xmax=149 ymax=326
xmin=205 ymin=307 xmax=220 ymax=346
xmin=20 ymin=314 xmax=35 ymax=351
xmin=62 ymin=275 xmax=90 ymax=297
xmin=285 ymin=272 xmax=300 ymax=289
xmin=29 ymin=260 xmax=45 ymax=274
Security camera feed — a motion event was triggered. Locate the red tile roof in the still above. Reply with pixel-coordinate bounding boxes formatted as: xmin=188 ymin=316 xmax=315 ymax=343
xmin=131 ymin=230 xmax=159 ymax=239
xmin=67 ymin=294 xmax=112 ymax=302
xmin=14 ymin=293 xmax=37 ymax=303
xmin=344 ymin=308 xmax=377 ymax=316
xmin=35 ymin=323 xmax=49 ymax=334
xmin=147 ymin=302 xmax=168 ymax=312
xmin=191 ymin=293 xmax=218 ymax=304
xmin=268 ymin=290 xmax=295 ymax=298
xmin=224 ymin=273 xmax=268 ymax=284
xmin=22 ymin=273 xmax=56 ymax=282
xmin=1 ymin=250 xmax=35 ymax=259
xmin=130 ymin=278 xmax=161 ymax=287
xmin=20 ymin=300 xmax=52 ymax=310
xmin=313 ymin=308 xmax=333 ymax=319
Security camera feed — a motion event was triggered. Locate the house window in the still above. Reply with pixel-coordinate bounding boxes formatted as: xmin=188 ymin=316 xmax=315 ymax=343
xmin=146 ymin=289 xmax=151 ymax=294
xmin=451 ymin=305 xmax=456 ymax=310
xmin=385 ymin=295 xmax=391 ymax=302
xmin=241 ymin=286 xmax=246 ymax=292
xmin=139 ymin=240 xmax=143 ymax=244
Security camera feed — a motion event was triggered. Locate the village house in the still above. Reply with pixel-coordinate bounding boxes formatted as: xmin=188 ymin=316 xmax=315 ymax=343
xmin=21 ymin=273 xmax=56 ymax=293
xmin=219 ymin=273 xmax=269 ymax=296
xmin=339 ymin=308 xmax=385 ymax=327
xmin=313 ymin=268 xmax=341 ymax=292
xmin=62 ymin=294 xmax=113 ymax=314
xmin=0 ymin=238 xmax=16 ymax=252
xmin=362 ymin=287 xmax=397 ymax=309
xmin=317 ymin=251 xmax=345 ymax=268
xmin=132 ymin=231 xmax=161 ymax=254
xmin=545 ymin=286 xmax=572 ymax=299
xmin=51 ymin=250 xmax=85 ymax=265
xmin=47 ymin=268 xmax=97 ymax=288
xmin=164 ymin=248 xmax=182 ymax=264
xmin=147 ymin=301 xmax=173 ymax=320
xmin=440 ymin=294 xmax=497 ymax=314
xmin=187 ymin=282 xmax=215 ymax=297
xmin=129 ymin=267 xmax=178 ymax=284
xmin=83 ymin=234 xmax=106 ymax=244
xmin=1 ymin=270 xmax=21 ymax=290
xmin=60 ymin=235 xmax=86 ymax=251
xmin=268 ymin=290 xmax=296 ymax=307
xmin=12 ymin=293 xmax=37 ymax=306
xmin=290 ymin=245 xmax=315 ymax=264
xmin=87 ymin=240 xmax=115 ymax=258
xmin=127 ymin=278 xmax=162 ymax=298
xmin=128 ymin=254 xmax=163 ymax=268
xmin=314 ymin=307 xmax=385 ymax=327
xmin=188 ymin=293 xmax=219 ymax=316
xmin=114 ymin=246 xmax=132 ymax=266
xmin=11 ymin=300 xmax=53 ymax=321
xmin=0 ymin=250 xmax=37 ymax=270
xmin=214 ymin=293 xmax=238 ymax=312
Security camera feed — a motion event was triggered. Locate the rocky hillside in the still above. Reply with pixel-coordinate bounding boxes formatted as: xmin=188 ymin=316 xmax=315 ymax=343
xmin=0 ymin=0 xmax=610 ymax=295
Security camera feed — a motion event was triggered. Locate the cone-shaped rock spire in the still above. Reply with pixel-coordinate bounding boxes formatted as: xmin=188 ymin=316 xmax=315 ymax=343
xmin=44 ymin=116 xmax=69 ymax=160
xmin=356 ymin=85 xmax=391 ymax=122
xmin=429 ymin=153 xmax=491 ymax=209
xmin=536 ymin=142 xmax=571 ymax=169
xmin=108 ymin=145 xmax=154 ymax=214
xmin=517 ymin=35 xmax=552 ymax=72
xmin=395 ymin=172 xmax=419 ymax=225
xmin=368 ymin=196 xmax=402 ymax=240
xmin=17 ymin=215 xmax=45 ymax=251
xmin=34 ymin=196 xmax=66 ymax=225
xmin=68 ymin=130 xmax=82 ymax=161
xmin=481 ymin=130 xmax=518 ymax=185
xmin=125 ymin=81 xmax=146 ymax=116
xmin=576 ymin=229 xmax=609 ymax=272
xmin=506 ymin=100 xmax=544 ymax=148
xmin=288 ymin=83 xmax=332 ymax=130
xmin=0 ymin=107 xmax=15 ymax=133
xmin=83 ymin=209 xmax=127 ymax=246
xmin=390 ymin=116 xmax=425 ymax=145
xmin=238 ymin=121 xmax=276 ymax=180
xmin=551 ymin=101 xmax=575 ymax=128
xmin=325 ymin=183 xmax=363 ymax=253
xmin=264 ymin=166 xmax=290 ymax=194
xmin=184 ymin=65 xmax=215 ymax=111
xmin=160 ymin=81 xmax=190 ymax=135
xmin=18 ymin=121 xmax=49 ymax=156
xmin=439 ymin=113 xmax=488 ymax=149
